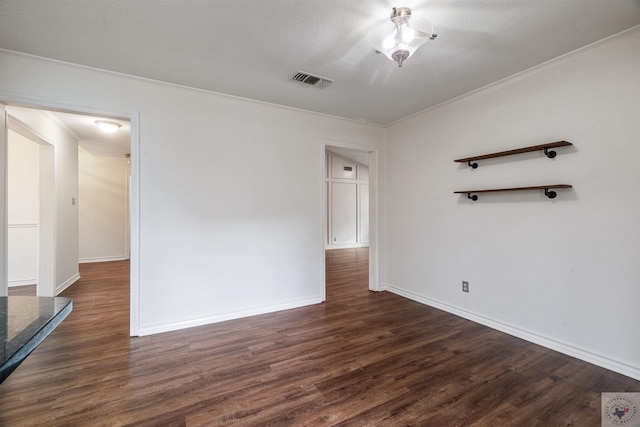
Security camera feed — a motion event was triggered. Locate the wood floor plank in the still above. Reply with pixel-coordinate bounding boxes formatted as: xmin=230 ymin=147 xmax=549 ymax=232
xmin=0 ymin=249 xmax=638 ymax=426
xmin=7 ymin=284 xmax=36 ymax=296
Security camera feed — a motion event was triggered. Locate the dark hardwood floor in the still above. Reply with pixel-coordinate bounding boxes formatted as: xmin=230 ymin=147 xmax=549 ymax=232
xmin=0 ymin=249 xmax=638 ymax=426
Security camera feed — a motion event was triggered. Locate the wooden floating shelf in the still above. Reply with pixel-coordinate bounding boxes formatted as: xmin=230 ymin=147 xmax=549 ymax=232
xmin=454 ymin=141 xmax=573 ymax=168
xmin=454 ymin=184 xmax=572 ymax=200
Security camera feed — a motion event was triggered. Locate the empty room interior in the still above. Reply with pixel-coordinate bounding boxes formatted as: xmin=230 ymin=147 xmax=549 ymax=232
xmin=1 ymin=1 xmax=639 ymax=425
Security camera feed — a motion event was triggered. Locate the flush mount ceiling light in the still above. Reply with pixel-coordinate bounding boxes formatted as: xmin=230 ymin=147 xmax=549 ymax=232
xmin=371 ymin=7 xmax=437 ymax=67
xmin=95 ymin=120 xmax=121 ymax=133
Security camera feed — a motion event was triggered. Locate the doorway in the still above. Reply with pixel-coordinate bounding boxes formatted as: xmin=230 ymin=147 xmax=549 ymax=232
xmin=325 ymin=149 xmax=369 ymax=249
xmin=323 ymin=143 xmax=379 ymax=299
xmin=1 ymin=99 xmax=140 ymax=336
xmin=5 ymin=106 xmax=131 ymax=295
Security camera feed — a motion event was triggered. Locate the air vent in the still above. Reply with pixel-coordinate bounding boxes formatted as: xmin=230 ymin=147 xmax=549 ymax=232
xmin=292 ymin=71 xmax=334 ymax=89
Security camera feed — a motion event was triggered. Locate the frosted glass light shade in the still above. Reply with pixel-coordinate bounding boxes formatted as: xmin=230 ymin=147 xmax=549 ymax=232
xmin=371 ymin=7 xmax=434 ymax=67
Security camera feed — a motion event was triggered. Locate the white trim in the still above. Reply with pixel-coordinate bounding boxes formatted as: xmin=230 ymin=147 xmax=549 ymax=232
xmin=383 ymin=284 xmax=640 ymax=381
xmin=320 ymin=145 xmax=327 ymax=302
xmin=56 ymin=272 xmax=80 ymax=295
xmin=124 ymin=163 xmax=130 ymax=262
xmin=367 ymin=150 xmax=380 ymax=292
xmin=137 ymin=296 xmax=324 ymax=336
xmin=1 ymin=105 xmax=7 ymax=296
xmin=79 ymin=255 xmax=129 ymax=264
xmin=9 ymin=278 xmax=37 ymax=287
xmin=8 ymin=223 xmax=38 ymax=228
xmin=128 ymin=112 xmax=140 ymax=337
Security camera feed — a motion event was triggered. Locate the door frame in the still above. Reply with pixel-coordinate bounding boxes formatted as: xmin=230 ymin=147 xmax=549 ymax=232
xmin=322 ymin=141 xmax=380 ymax=295
xmin=0 ymin=93 xmax=141 ymax=336
xmin=0 ymin=104 xmax=6 ymax=296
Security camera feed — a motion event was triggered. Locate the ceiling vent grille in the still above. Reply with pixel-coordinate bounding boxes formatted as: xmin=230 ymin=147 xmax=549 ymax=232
xmin=292 ymin=71 xmax=334 ymax=89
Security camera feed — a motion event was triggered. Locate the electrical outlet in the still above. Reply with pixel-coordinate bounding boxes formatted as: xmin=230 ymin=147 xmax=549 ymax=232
xmin=462 ymin=281 xmax=469 ymax=293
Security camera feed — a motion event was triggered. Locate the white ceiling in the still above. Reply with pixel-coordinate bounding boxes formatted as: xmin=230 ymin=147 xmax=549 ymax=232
xmin=1 ymin=0 xmax=639 ymax=127
xmin=48 ymin=111 xmax=131 ymax=159
xmin=327 ymin=146 xmax=371 ymax=167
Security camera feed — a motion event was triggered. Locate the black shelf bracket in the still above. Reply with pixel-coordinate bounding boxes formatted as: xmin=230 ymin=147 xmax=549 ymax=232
xmin=467 ymin=193 xmax=478 ymax=201
xmin=544 ymin=147 xmax=557 ymax=159
xmin=544 ymin=188 xmax=557 ymax=199
xmin=467 ymin=161 xmax=478 ymax=169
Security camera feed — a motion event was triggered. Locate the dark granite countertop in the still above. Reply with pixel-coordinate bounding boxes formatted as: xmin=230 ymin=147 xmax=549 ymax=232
xmin=1 ymin=296 xmax=73 ymax=384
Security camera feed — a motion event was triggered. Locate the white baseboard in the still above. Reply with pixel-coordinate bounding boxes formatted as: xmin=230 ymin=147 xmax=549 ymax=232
xmin=9 ymin=278 xmax=37 ymax=287
xmin=56 ymin=273 xmax=81 ymax=295
xmin=382 ymin=284 xmax=640 ymax=382
xmin=137 ymin=296 xmax=324 ymax=336
xmin=79 ymin=255 xmax=129 ymax=264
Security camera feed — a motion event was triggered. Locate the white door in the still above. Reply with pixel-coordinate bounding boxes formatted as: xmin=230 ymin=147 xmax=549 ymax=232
xmin=331 ymin=182 xmax=357 ymax=245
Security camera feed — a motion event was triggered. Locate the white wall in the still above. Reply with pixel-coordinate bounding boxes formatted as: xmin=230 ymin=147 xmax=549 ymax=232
xmin=383 ymin=29 xmax=640 ymax=380
xmin=6 ymin=107 xmax=80 ymax=295
xmin=0 ymin=50 xmax=385 ymax=334
xmin=7 ymin=129 xmax=39 ymax=286
xmin=78 ymin=146 xmax=130 ymax=263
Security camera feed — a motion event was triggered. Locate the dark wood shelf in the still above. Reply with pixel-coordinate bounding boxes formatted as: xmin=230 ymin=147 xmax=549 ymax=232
xmin=454 ymin=184 xmax=572 ymax=200
xmin=455 ymin=141 xmax=572 ymax=168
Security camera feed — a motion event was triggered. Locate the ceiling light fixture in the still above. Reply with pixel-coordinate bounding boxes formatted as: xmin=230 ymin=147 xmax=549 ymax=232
xmin=371 ymin=7 xmax=437 ymax=67
xmin=95 ymin=120 xmax=121 ymax=133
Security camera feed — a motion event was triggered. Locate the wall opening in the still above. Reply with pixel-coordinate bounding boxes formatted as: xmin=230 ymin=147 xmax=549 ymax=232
xmin=323 ymin=144 xmax=378 ymax=300
xmin=1 ymin=100 xmax=138 ymax=335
